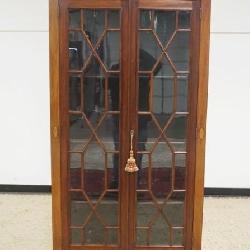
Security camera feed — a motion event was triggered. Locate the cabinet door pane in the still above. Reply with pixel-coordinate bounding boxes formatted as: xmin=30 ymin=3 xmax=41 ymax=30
xmin=136 ymin=9 xmax=191 ymax=246
xmin=68 ymin=9 xmax=121 ymax=246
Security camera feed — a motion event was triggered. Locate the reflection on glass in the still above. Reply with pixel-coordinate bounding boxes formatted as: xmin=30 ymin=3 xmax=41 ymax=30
xmin=69 ymin=8 xmax=120 ymax=246
xmin=69 ymin=31 xmax=91 ymax=70
xmin=69 ymin=9 xmax=81 ymax=29
xmin=173 ymin=228 xmax=183 ymax=245
xmin=69 ymin=153 xmax=81 ymax=169
xmin=107 ymin=229 xmax=118 ymax=245
xmin=69 ymin=75 xmax=81 ymax=111
xmin=153 ymin=78 xmax=174 ymax=127
xmin=136 ymin=229 xmax=148 ymax=245
xmin=140 ymin=10 xmax=152 ymax=28
xmin=97 ymin=114 xmax=119 ymax=151
xmin=154 ymin=11 xmax=176 ymax=46
xmin=138 ymin=116 xmax=159 ymax=152
xmin=71 ymin=200 xmax=91 ymax=226
xmin=136 ymin=153 xmax=149 ymax=189
xmin=178 ymin=11 xmax=191 ymax=29
xmin=136 ymin=9 xmax=189 ymax=247
xmin=167 ymin=31 xmax=190 ymax=72
xmin=167 ymin=115 xmax=187 ymax=140
xmin=139 ymin=74 xmax=150 ymax=111
xmin=108 ymin=10 xmax=120 ymax=28
xmin=154 ymin=56 xmax=174 ymax=77
xmin=108 ymin=73 xmax=119 ymax=111
xmin=71 ymin=228 xmax=81 ymax=244
xmin=98 ymin=32 xmax=120 ymax=70
xmin=85 ymin=216 xmax=105 ymax=244
xmin=107 ymin=153 xmax=119 ymax=189
xmin=151 ymin=216 xmax=170 ymax=245
xmin=177 ymin=76 xmax=188 ymax=112
xmin=163 ymin=202 xmax=184 ymax=226
xmin=83 ymin=57 xmax=105 ymax=127
xmin=84 ymin=10 xmax=105 ymax=45
xmin=69 ymin=115 xmax=91 ymax=152
xmin=139 ymin=31 xmax=161 ymax=71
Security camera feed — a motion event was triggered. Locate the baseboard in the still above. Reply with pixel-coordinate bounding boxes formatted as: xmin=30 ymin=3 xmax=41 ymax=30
xmin=0 ymin=185 xmax=249 ymax=196
xmin=0 ymin=185 xmax=51 ymax=193
xmin=204 ymin=188 xmax=250 ymax=196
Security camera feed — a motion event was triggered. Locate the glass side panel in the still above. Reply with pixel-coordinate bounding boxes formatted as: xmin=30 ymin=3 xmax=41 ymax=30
xmin=68 ymin=9 xmax=121 ymax=246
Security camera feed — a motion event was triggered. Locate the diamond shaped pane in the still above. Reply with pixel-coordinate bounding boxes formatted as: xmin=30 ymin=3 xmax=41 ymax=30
xmin=154 ymin=11 xmax=176 ymax=47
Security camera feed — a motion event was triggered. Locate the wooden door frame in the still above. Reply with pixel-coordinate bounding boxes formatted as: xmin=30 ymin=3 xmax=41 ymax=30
xmin=49 ymin=0 xmax=211 ymax=249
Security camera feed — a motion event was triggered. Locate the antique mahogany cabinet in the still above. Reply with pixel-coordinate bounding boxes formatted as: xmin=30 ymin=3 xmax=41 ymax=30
xmin=50 ymin=0 xmax=210 ymax=249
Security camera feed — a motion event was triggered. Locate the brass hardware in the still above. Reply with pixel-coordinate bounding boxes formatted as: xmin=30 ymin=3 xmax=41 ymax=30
xmin=125 ymin=130 xmax=139 ymax=173
xmin=199 ymin=127 xmax=205 ymax=140
xmin=52 ymin=126 xmax=58 ymax=138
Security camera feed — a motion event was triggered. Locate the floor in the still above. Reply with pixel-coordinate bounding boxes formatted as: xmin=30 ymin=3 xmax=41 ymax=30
xmin=0 ymin=194 xmax=249 ymax=250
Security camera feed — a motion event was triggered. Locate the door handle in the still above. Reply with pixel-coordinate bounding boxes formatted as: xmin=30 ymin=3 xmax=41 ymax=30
xmin=125 ymin=130 xmax=139 ymax=173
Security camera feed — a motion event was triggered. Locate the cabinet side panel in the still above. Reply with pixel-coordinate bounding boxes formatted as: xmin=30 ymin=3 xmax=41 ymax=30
xmin=193 ymin=0 xmax=211 ymax=249
xmin=50 ymin=0 xmax=63 ymax=249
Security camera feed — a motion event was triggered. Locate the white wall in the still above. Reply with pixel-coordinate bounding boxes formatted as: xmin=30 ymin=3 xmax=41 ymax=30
xmin=0 ymin=0 xmax=50 ymax=185
xmin=0 ymin=0 xmax=249 ymax=188
xmin=205 ymin=0 xmax=250 ymax=188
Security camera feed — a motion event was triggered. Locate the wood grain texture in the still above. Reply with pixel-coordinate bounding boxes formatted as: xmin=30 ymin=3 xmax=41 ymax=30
xmin=192 ymin=0 xmax=211 ymax=249
xmin=68 ymin=0 xmax=122 ymax=8
xmin=71 ymin=246 xmax=118 ymax=250
xmin=135 ymin=247 xmax=184 ymax=250
xmin=138 ymin=0 xmax=192 ymax=9
xmin=49 ymin=0 xmax=63 ymax=249
xmin=183 ymin=2 xmax=201 ymax=250
xmin=50 ymin=0 xmax=211 ymax=249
